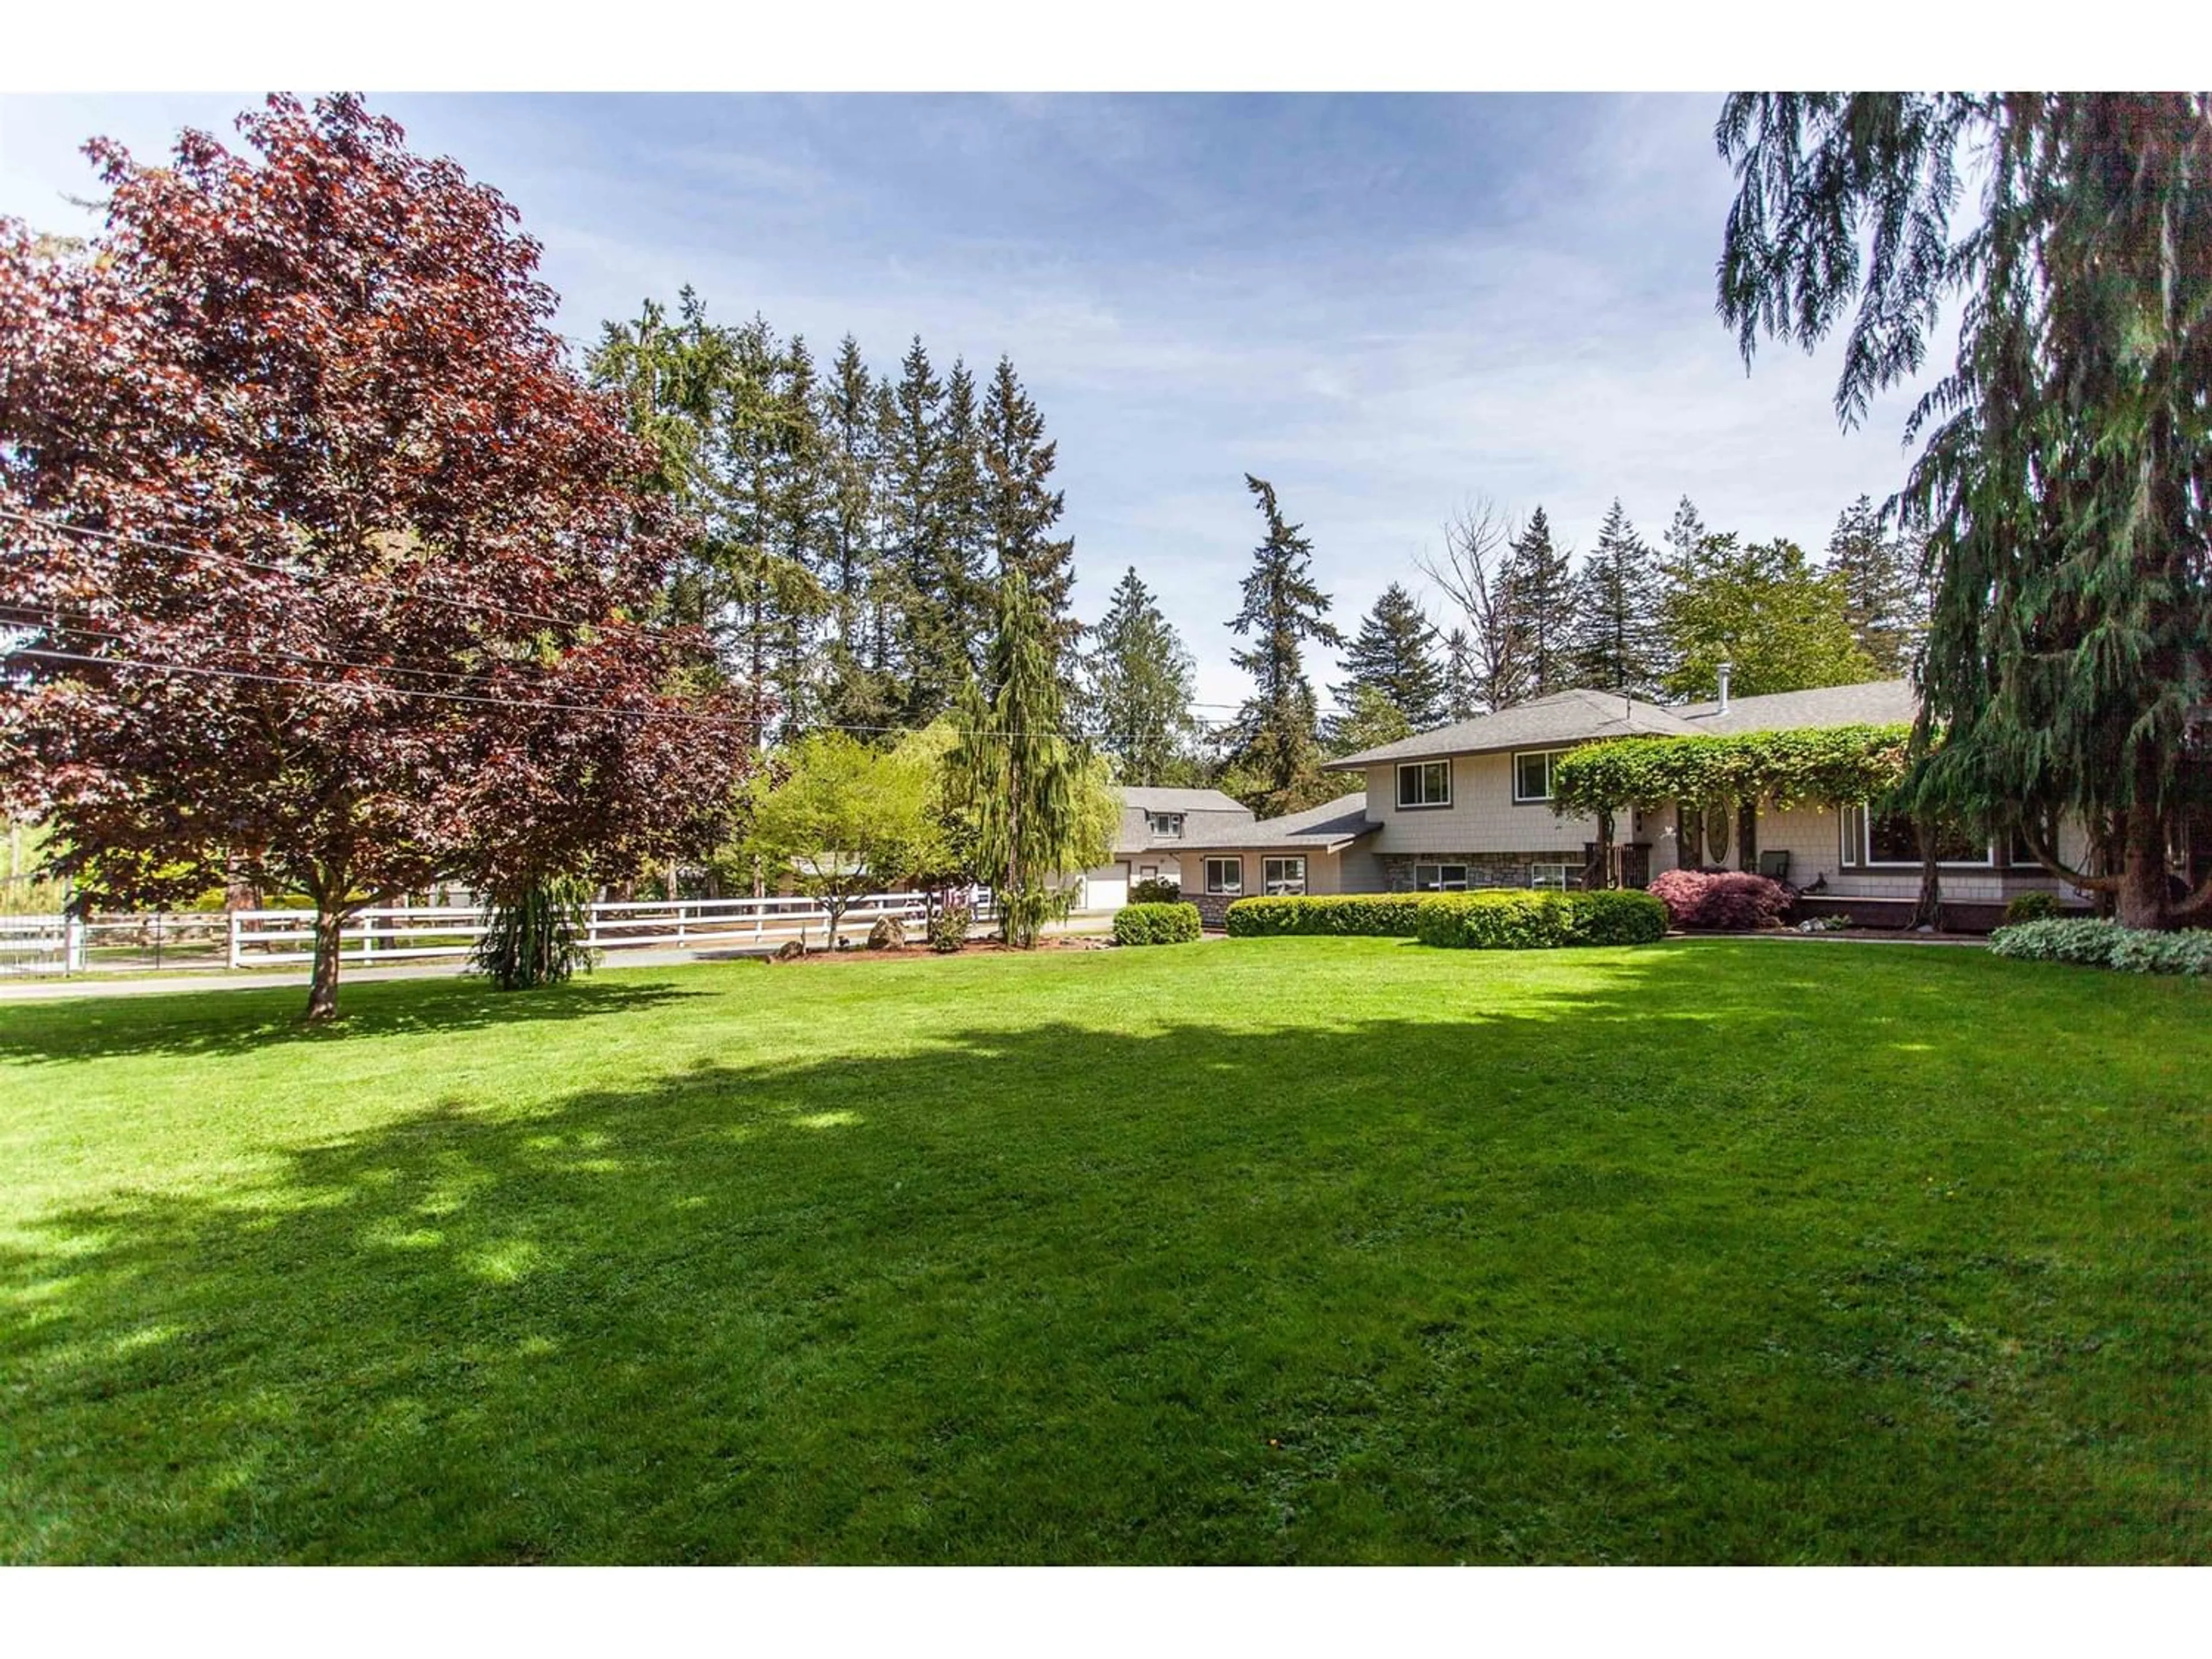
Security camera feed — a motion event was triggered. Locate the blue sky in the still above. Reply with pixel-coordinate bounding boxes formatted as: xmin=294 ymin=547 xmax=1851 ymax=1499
xmin=0 ymin=93 xmax=1927 ymax=712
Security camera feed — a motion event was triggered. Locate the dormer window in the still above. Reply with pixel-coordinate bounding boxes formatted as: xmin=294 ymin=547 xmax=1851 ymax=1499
xmin=1146 ymin=811 xmax=1185 ymax=838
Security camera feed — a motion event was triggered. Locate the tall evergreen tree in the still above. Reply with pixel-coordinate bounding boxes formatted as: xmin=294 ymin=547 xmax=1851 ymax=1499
xmin=817 ymin=334 xmax=895 ymax=729
xmin=1330 ymin=582 xmax=1445 ymax=734
xmin=981 ymin=355 xmax=1078 ymax=670
xmin=1083 ymin=566 xmax=1198 ymax=786
xmin=1325 ymin=684 xmax=1415 ymax=759
xmin=1569 ymin=499 xmax=1668 ymax=698
xmin=1717 ymin=93 xmax=2212 ymax=927
xmin=936 ymin=357 xmax=991 ymax=672
xmin=1825 ymin=494 xmax=1926 ymax=677
xmin=882 ymin=337 xmax=963 ymax=724
xmin=1505 ymin=505 xmax=1576 ymax=698
xmin=1441 ymin=626 xmax=1480 ymax=721
xmin=950 ymin=570 xmax=1115 ymax=948
xmin=1226 ymin=475 xmax=1343 ymax=817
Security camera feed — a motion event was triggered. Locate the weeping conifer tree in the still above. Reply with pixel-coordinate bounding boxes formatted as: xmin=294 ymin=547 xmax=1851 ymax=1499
xmin=952 ymin=570 xmax=1114 ymax=948
xmin=470 ymin=875 xmax=599 ymax=990
xmin=1717 ymin=92 xmax=2212 ymax=929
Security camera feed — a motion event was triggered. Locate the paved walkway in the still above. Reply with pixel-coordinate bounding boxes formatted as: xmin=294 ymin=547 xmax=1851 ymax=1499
xmin=0 ymin=919 xmax=1118 ymax=1002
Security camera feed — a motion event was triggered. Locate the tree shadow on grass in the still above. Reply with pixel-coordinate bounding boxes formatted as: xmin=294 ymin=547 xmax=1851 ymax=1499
xmin=0 ymin=974 xmax=717 ymax=1065
xmin=2 ymin=945 xmax=2203 ymax=1563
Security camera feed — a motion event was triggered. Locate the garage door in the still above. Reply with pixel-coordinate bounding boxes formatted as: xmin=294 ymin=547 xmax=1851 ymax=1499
xmin=1083 ymin=866 xmax=1128 ymax=912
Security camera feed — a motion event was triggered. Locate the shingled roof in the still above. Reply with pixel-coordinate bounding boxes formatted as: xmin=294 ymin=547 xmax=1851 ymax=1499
xmin=1676 ymin=679 xmax=1918 ymax=733
xmin=1177 ymin=791 xmax=1379 ymax=852
xmin=1321 ymin=689 xmax=1701 ymax=770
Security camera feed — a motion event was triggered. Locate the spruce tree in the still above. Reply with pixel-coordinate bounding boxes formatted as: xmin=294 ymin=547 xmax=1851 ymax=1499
xmin=1569 ymin=499 xmax=1668 ymax=698
xmin=1226 ymin=475 xmax=1343 ymax=817
xmin=1505 ymin=505 xmax=1576 ymax=698
xmin=817 ymin=334 xmax=895 ymax=729
xmin=1083 ymin=566 xmax=1198 ymax=786
xmin=1441 ymin=627 xmax=1480 ymax=721
xmin=981 ymin=355 xmax=1079 ymax=671
xmin=1825 ymin=494 xmax=1926 ymax=677
xmin=1331 ymin=582 xmax=1445 ymax=732
xmin=882 ymin=336 xmax=961 ymax=724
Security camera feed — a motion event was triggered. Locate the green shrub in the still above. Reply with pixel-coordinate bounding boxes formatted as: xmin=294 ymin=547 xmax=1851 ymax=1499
xmin=2003 ymin=890 xmax=2061 ymax=925
xmin=1570 ymin=888 xmax=1671 ymax=945
xmin=1128 ymin=877 xmax=1183 ymax=905
xmin=1414 ymin=891 xmax=1573 ymax=949
xmin=1989 ymin=917 xmax=2212 ymax=976
xmin=1113 ymin=902 xmax=1201 ymax=946
xmin=927 ymin=894 xmax=972 ymax=954
xmin=1224 ymin=894 xmax=1429 ymax=937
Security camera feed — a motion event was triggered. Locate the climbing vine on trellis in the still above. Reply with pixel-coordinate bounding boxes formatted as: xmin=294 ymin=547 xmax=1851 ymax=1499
xmin=1550 ymin=724 xmax=1914 ymax=816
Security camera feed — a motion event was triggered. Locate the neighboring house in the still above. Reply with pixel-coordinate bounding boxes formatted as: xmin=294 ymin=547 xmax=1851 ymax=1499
xmin=1320 ymin=677 xmax=2108 ymax=929
xmin=1171 ymin=793 xmax=1384 ymax=929
xmin=1074 ymin=787 xmax=1255 ymax=912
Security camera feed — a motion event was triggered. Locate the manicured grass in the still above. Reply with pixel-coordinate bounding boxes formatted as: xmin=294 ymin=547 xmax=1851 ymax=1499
xmin=1 ymin=938 xmax=2205 ymax=1563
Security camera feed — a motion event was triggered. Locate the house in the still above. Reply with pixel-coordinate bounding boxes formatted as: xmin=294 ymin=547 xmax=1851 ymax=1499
xmin=1074 ymin=786 xmax=1255 ymax=911
xmin=1171 ymin=792 xmax=1384 ymax=929
xmin=1306 ymin=676 xmax=2106 ymax=930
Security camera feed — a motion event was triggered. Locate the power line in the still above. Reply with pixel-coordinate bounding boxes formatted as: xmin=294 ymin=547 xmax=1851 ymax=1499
xmin=0 ymin=505 xmax=711 ymax=653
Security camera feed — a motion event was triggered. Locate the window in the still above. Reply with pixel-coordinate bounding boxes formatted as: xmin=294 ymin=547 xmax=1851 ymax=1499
xmin=1513 ymin=749 xmax=1565 ymax=804
xmin=1203 ymin=857 xmax=1243 ymax=895
xmin=1531 ymin=863 xmax=1574 ymax=891
xmin=1412 ymin=863 xmax=1469 ymax=892
xmin=1263 ymin=856 xmax=1307 ymax=896
xmin=1145 ymin=811 xmax=1185 ymax=839
xmin=1397 ymin=760 xmax=1452 ymax=809
xmin=1138 ymin=864 xmax=1158 ymax=880
xmin=1846 ymin=805 xmax=1994 ymax=867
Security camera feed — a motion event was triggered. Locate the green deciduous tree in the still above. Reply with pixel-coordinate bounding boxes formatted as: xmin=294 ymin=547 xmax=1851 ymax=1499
xmin=1716 ymin=91 xmax=2212 ymax=928
xmin=742 ymin=728 xmax=945 ymax=944
xmin=1083 ymin=566 xmax=1199 ymax=786
xmin=951 ymin=570 xmax=1115 ymax=947
xmin=1325 ymin=683 xmax=1416 ymax=759
xmin=1332 ymin=581 xmax=1445 ymax=733
xmin=1226 ymin=475 xmax=1343 ymax=817
xmin=1661 ymin=533 xmax=1877 ymax=700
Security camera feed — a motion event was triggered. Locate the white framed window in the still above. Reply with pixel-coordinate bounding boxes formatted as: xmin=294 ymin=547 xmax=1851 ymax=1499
xmin=1513 ymin=749 xmax=1566 ymax=804
xmin=1138 ymin=864 xmax=1158 ymax=880
xmin=1263 ymin=856 xmax=1307 ymax=896
xmin=1146 ymin=811 xmax=1185 ymax=838
xmin=1843 ymin=804 xmax=1995 ymax=868
xmin=1397 ymin=760 xmax=1452 ymax=809
xmin=1531 ymin=862 xmax=1573 ymax=891
xmin=1413 ymin=862 xmax=1469 ymax=892
xmin=1203 ymin=857 xmax=1243 ymax=895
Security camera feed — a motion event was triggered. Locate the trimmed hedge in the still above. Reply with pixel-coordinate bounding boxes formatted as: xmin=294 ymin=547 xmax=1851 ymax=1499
xmin=1227 ymin=889 xmax=1667 ymax=949
xmin=1988 ymin=917 xmax=2212 ymax=976
xmin=1113 ymin=901 xmax=1202 ymax=946
xmin=1412 ymin=888 xmax=1669 ymax=950
xmin=1224 ymin=894 xmax=1429 ymax=937
xmin=1128 ymin=877 xmax=1183 ymax=906
xmin=1647 ymin=868 xmax=1796 ymax=931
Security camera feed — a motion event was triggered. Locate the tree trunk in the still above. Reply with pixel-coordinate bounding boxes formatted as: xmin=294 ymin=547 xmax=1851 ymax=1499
xmin=305 ymin=906 xmax=347 ymax=1023
xmin=2115 ymin=800 xmax=2171 ymax=930
xmin=1908 ymin=819 xmax=1944 ymax=931
xmin=1593 ymin=808 xmax=1616 ymax=890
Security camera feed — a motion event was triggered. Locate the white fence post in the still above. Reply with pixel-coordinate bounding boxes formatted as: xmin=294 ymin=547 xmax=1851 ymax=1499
xmin=228 ymin=910 xmax=244 ymax=970
xmin=63 ymin=914 xmax=84 ymax=974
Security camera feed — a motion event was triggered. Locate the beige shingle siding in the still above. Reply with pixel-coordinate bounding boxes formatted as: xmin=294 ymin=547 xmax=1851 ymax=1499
xmin=1173 ymin=845 xmax=1353 ymax=897
xmin=1363 ymin=752 xmax=1601 ymax=857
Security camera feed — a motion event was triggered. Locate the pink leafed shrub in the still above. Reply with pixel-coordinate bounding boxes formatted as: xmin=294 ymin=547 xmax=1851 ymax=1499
xmin=1646 ymin=869 xmax=1796 ymax=931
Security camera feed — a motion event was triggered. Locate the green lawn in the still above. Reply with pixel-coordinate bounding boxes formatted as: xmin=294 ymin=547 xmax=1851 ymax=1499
xmin=1 ymin=938 xmax=2205 ymax=1563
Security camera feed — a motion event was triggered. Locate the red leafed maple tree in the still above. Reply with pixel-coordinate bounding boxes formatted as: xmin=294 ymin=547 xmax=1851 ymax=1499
xmin=0 ymin=94 xmax=759 ymax=1020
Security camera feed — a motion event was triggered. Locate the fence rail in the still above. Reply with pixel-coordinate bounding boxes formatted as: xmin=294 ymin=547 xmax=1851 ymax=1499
xmin=0 ymin=890 xmax=992 ymax=977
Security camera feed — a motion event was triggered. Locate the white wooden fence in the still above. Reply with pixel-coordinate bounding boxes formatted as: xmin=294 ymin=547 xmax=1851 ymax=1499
xmin=0 ymin=890 xmax=988 ymax=976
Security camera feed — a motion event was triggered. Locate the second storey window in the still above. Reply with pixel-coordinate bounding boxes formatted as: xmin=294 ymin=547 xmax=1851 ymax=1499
xmin=1397 ymin=759 xmax=1452 ymax=809
xmin=1203 ymin=857 xmax=1243 ymax=895
xmin=1513 ymin=749 xmax=1565 ymax=804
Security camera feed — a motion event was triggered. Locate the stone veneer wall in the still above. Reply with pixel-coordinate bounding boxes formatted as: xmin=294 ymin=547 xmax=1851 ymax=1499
xmin=1380 ymin=852 xmax=1581 ymax=892
xmin=1190 ymin=892 xmax=1236 ymax=930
